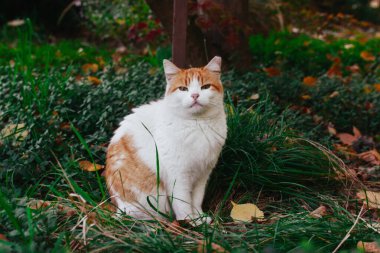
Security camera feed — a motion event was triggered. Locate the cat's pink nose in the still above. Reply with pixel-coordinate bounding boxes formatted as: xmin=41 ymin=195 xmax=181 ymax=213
xmin=191 ymin=93 xmax=199 ymax=100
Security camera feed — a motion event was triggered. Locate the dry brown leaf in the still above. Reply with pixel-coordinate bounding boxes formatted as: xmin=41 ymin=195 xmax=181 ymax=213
xmin=1 ymin=123 xmax=29 ymax=144
xmin=197 ymin=240 xmax=227 ymax=253
xmin=0 ymin=234 xmax=8 ymax=241
xmin=27 ymin=199 xmax=52 ymax=210
xmin=250 ymin=93 xmax=260 ymax=100
xmin=87 ymin=76 xmax=102 ymax=85
xmin=374 ymin=84 xmax=380 ymax=92
xmin=329 ymin=91 xmax=339 ymax=98
xmin=263 ymin=67 xmax=281 ymax=77
xmin=356 ymin=190 xmax=380 ymax=209
xmin=7 ymin=19 xmax=25 ymax=27
xmin=79 ymin=160 xmax=104 ymax=172
xmin=230 ymin=201 xmax=264 ymax=222
xmin=357 ymin=241 xmax=380 ymax=253
xmin=353 ymin=126 xmax=362 ymax=139
xmin=358 ymin=149 xmax=380 ymax=166
xmin=303 ymin=76 xmax=317 ymax=87
xmin=336 ymin=133 xmax=357 ymax=146
xmin=360 ymin=51 xmax=376 ymax=62
xmin=309 ymin=205 xmax=327 ymax=218
xmin=327 ymin=124 xmax=337 ymax=135
xmin=82 ymin=63 xmax=99 ymax=74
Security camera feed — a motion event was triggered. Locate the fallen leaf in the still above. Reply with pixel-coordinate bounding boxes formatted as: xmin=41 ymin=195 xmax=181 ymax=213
xmin=329 ymin=91 xmax=339 ymax=98
xmin=79 ymin=160 xmax=104 ymax=172
xmin=0 ymin=234 xmax=8 ymax=241
xmin=357 ymin=241 xmax=380 ymax=253
xmin=197 ymin=240 xmax=227 ymax=253
xmin=27 ymin=199 xmax=51 ymax=210
xmin=309 ymin=205 xmax=327 ymax=218
xmin=360 ymin=51 xmax=376 ymax=62
xmin=230 ymin=201 xmax=264 ymax=222
xmin=364 ymin=85 xmax=373 ymax=94
xmin=7 ymin=19 xmax=25 ymax=27
xmin=337 ymin=133 xmax=357 ymax=146
xmin=301 ymin=95 xmax=311 ymax=100
xmin=250 ymin=93 xmax=260 ymax=100
xmin=353 ymin=127 xmax=362 ymax=139
xmin=346 ymin=64 xmax=360 ymax=73
xmin=358 ymin=149 xmax=380 ymax=166
xmin=87 ymin=76 xmax=102 ymax=85
xmin=373 ymin=84 xmax=380 ymax=92
xmin=1 ymin=123 xmax=29 ymax=143
xmin=327 ymin=124 xmax=337 ymax=135
xmin=357 ymin=190 xmax=380 ymax=209
xmin=263 ymin=67 xmax=281 ymax=77
xmin=303 ymin=76 xmax=317 ymax=87
xmin=82 ymin=63 xmax=99 ymax=74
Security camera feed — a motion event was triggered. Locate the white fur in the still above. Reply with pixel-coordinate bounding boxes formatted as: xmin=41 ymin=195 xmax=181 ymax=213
xmin=110 ymin=59 xmax=227 ymax=222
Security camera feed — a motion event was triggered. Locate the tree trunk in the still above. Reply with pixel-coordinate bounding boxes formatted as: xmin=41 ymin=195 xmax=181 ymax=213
xmin=145 ymin=0 xmax=252 ymax=69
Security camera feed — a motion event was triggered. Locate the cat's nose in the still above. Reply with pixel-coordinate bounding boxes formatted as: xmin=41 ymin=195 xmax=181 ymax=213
xmin=191 ymin=93 xmax=199 ymax=100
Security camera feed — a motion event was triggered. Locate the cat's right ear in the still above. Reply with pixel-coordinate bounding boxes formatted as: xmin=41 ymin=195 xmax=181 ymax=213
xmin=163 ymin=59 xmax=181 ymax=81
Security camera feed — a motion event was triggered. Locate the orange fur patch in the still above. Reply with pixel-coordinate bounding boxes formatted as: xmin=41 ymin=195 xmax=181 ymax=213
xmin=166 ymin=68 xmax=223 ymax=95
xmin=105 ymin=135 xmax=164 ymax=204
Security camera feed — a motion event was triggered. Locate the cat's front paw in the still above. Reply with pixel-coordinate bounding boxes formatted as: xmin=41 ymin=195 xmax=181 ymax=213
xmin=189 ymin=214 xmax=213 ymax=226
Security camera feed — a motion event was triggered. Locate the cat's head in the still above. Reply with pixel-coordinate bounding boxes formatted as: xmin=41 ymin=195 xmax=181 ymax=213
xmin=163 ymin=56 xmax=224 ymax=117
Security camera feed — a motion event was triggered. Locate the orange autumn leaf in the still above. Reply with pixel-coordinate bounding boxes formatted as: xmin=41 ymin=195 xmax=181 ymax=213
xmin=82 ymin=63 xmax=99 ymax=74
xmin=301 ymin=95 xmax=311 ymax=100
xmin=373 ymin=84 xmax=380 ymax=92
xmin=327 ymin=64 xmax=342 ymax=77
xmin=303 ymin=76 xmax=317 ymax=87
xmin=353 ymin=126 xmax=362 ymax=139
xmin=263 ymin=67 xmax=281 ymax=77
xmin=336 ymin=133 xmax=357 ymax=146
xmin=87 ymin=76 xmax=102 ymax=85
xmin=357 ymin=241 xmax=380 ymax=253
xmin=360 ymin=51 xmax=376 ymax=61
xmin=79 ymin=160 xmax=104 ymax=172
xmin=358 ymin=149 xmax=380 ymax=166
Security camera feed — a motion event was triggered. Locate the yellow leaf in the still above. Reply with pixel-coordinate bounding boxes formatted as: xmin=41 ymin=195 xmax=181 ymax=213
xmin=230 ymin=201 xmax=264 ymax=222
xmin=301 ymin=95 xmax=311 ymax=100
xmin=373 ymin=84 xmax=380 ymax=92
xmin=357 ymin=241 xmax=380 ymax=253
xmin=79 ymin=160 xmax=104 ymax=172
xmin=360 ymin=51 xmax=376 ymax=62
xmin=356 ymin=190 xmax=380 ymax=209
xmin=115 ymin=18 xmax=126 ymax=25
xmin=87 ymin=76 xmax=102 ymax=85
xmin=303 ymin=76 xmax=317 ymax=87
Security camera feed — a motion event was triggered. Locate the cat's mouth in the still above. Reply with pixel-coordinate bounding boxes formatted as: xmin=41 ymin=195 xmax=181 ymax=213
xmin=190 ymin=101 xmax=203 ymax=108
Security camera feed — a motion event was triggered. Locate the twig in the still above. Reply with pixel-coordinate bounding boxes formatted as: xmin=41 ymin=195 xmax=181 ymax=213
xmin=332 ymin=204 xmax=365 ymax=253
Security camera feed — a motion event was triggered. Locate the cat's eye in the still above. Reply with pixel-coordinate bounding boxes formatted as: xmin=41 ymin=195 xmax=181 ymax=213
xmin=201 ymin=84 xmax=211 ymax=90
xmin=178 ymin=86 xmax=188 ymax=91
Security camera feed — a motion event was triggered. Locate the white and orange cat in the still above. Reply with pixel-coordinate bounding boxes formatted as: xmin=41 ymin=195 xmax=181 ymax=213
xmin=105 ymin=56 xmax=227 ymax=223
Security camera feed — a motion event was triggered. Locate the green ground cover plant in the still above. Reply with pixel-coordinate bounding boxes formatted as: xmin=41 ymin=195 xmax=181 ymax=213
xmin=1 ymin=24 xmax=380 ymax=252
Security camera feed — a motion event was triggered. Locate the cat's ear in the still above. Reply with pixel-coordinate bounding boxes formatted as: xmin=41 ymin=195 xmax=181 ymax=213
xmin=204 ymin=56 xmax=221 ymax=73
xmin=163 ymin=59 xmax=181 ymax=81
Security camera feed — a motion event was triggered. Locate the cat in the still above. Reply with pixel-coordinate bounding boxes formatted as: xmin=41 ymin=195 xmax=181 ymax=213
xmin=105 ymin=56 xmax=227 ymax=224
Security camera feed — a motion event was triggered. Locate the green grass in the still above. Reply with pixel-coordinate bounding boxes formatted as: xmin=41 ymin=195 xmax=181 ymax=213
xmin=1 ymin=24 xmax=379 ymax=252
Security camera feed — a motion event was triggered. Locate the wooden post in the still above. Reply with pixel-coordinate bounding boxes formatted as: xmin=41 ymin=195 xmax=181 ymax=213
xmin=172 ymin=0 xmax=188 ymax=68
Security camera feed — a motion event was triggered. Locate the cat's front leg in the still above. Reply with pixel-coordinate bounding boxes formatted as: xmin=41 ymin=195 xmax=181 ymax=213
xmin=168 ymin=179 xmax=194 ymax=221
xmin=191 ymin=175 xmax=212 ymax=224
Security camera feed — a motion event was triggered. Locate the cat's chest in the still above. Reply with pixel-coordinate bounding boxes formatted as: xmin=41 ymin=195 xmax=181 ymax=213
xmin=157 ymin=118 xmax=226 ymax=159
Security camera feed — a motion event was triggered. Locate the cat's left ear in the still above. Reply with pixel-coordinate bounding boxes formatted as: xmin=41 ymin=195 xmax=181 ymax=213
xmin=204 ymin=56 xmax=222 ymax=73
xmin=163 ymin=59 xmax=181 ymax=81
